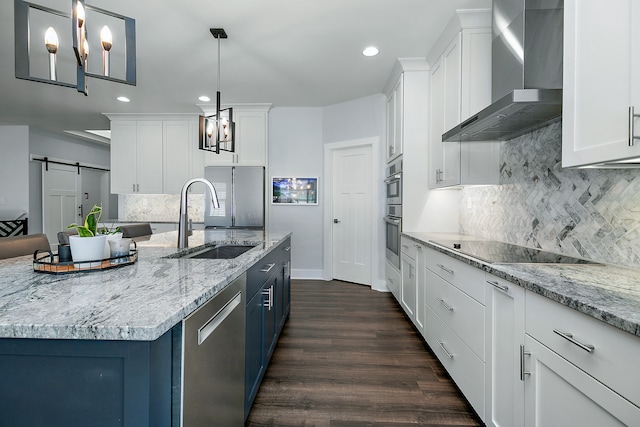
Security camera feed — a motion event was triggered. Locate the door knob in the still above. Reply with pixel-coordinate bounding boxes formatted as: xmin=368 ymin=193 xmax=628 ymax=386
xmin=333 ymin=219 xmax=340 ymax=223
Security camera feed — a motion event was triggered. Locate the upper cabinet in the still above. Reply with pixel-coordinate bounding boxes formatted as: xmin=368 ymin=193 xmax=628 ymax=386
xmin=562 ymin=0 xmax=640 ymax=167
xmin=386 ymin=75 xmax=404 ymax=162
xmin=108 ymin=114 xmax=202 ymax=194
xmin=428 ymin=10 xmax=500 ymax=188
xmin=199 ymin=104 xmax=271 ymax=167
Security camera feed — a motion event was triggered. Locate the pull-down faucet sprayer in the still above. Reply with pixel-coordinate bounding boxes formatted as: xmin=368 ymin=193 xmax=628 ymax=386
xmin=178 ymin=178 xmax=220 ymax=249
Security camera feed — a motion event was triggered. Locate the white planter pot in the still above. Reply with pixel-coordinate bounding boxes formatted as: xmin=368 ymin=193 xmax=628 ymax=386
xmin=69 ymin=235 xmax=107 ymax=269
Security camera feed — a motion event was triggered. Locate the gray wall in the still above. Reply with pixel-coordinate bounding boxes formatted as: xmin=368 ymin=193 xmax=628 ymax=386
xmin=0 ymin=126 xmax=29 ymax=218
xmin=268 ymin=107 xmax=324 ymax=278
xmin=460 ymin=121 xmax=640 ymax=268
xmin=268 ymin=94 xmax=387 ymax=279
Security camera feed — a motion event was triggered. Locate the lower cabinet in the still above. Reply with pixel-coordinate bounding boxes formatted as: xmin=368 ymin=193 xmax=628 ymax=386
xmin=484 ymin=274 xmax=525 ymax=427
xmin=424 ymin=248 xmax=486 ymax=420
xmin=523 ymin=291 xmax=640 ymax=426
xmin=244 ymin=238 xmax=291 ymax=420
xmin=400 ymin=237 xmax=426 ymax=335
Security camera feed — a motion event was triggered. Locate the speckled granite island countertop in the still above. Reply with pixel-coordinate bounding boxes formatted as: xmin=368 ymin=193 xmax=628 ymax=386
xmin=0 ymin=229 xmax=291 ymax=341
xmin=404 ymin=231 xmax=640 ymax=337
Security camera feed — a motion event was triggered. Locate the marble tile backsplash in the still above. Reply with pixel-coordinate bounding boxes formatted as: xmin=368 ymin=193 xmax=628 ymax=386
xmin=460 ymin=121 xmax=640 ymax=268
xmin=119 ymin=194 xmax=205 ymax=222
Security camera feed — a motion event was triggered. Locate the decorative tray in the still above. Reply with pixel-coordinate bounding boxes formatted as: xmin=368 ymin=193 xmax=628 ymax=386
xmin=33 ymin=247 xmax=138 ymax=274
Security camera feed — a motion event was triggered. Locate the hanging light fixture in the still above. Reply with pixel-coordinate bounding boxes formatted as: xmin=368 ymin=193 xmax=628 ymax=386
xmin=199 ymin=28 xmax=235 ymax=154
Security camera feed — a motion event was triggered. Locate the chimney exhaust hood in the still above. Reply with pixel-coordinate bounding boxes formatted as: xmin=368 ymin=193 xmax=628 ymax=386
xmin=443 ymin=0 xmax=564 ymax=142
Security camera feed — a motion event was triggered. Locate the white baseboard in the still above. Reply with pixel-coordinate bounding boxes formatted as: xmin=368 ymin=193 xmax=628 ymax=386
xmin=291 ymin=269 xmax=325 ymax=280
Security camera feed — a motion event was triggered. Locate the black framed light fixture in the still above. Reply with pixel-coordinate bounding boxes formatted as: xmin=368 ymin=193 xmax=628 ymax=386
xmin=199 ymin=28 xmax=235 ymax=154
xmin=14 ymin=0 xmax=136 ymax=96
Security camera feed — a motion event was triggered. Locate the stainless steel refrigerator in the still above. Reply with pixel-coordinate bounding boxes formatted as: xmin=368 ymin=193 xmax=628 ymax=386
xmin=204 ymin=166 xmax=265 ymax=229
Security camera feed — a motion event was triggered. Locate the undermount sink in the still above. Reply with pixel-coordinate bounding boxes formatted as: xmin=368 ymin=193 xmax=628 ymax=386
xmin=182 ymin=245 xmax=257 ymax=259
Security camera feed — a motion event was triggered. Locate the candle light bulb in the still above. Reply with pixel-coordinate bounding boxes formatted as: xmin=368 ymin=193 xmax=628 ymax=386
xmin=44 ymin=27 xmax=58 ymax=54
xmin=76 ymin=2 xmax=85 ymax=28
xmin=100 ymin=26 xmax=112 ymax=51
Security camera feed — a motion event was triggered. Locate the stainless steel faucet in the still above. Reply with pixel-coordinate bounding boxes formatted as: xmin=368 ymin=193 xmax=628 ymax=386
xmin=178 ymin=178 xmax=220 ymax=249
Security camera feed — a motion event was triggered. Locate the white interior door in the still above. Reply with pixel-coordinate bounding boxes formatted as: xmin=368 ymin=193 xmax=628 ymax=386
xmin=42 ymin=163 xmax=81 ymax=246
xmin=331 ymin=146 xmax=372 ymax=285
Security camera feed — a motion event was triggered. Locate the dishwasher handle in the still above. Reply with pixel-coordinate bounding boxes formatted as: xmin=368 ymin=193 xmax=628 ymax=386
xmin=198 ymin=291 xmax=242 ymax=345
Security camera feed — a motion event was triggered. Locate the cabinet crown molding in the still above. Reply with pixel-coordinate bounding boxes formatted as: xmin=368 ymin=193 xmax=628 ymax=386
xmin=383 ymin=58 xmax=429 ymax=95
xmin=427 ymin=8 xmax=490 ymax=66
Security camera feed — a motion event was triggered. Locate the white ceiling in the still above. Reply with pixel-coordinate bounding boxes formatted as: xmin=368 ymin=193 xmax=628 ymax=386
xmin=0 ymin=0 xmax=490 ymax=141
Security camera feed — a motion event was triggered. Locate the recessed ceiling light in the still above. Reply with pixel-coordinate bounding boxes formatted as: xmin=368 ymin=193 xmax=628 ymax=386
xmin=199 ymin=95 xmax=211 ymax=102
xmin=117 ymin=96 xmax=130 ymax=103
xmin=362 ymin=46 xmax=379 ymax=57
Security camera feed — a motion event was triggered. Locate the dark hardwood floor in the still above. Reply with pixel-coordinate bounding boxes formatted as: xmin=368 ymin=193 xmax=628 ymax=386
xmin=246 ymin=279 xmax=483 ymax=426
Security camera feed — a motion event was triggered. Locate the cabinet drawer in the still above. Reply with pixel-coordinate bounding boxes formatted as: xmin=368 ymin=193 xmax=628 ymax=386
xmin=426 ymin=248 xmax=485 ymax=304
xmin=426 ymin=305 xmax=485 ymax=420
xmin=400 ymin=236 xmax=417 ymax=259
xmin=426 ymin=269 xmax=485 ymax=361
xmin=526 ymin=291 xmax=640 ymax=408
xmin=247 ymin=248 xmax=280 ymax=300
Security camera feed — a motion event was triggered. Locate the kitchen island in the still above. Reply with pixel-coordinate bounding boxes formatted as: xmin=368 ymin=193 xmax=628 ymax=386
xmin=0 ymin=229 xmax=292 ymax=427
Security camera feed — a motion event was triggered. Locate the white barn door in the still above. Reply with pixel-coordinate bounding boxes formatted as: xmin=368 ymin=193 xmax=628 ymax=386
xmin=42 ymin=163 xmax=81 ymax=246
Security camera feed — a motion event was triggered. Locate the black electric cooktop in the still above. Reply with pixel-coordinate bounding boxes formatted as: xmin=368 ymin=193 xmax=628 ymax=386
xmin=429 ymin=239 xmax=599 ymax=264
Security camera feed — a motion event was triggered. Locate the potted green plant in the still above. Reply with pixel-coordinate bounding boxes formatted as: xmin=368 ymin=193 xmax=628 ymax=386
xmin=67 ymin=204 xmax=107 ymax=268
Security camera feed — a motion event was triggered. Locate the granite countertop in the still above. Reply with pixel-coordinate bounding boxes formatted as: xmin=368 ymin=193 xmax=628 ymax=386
xmin=0 ymin=229 xmax=291 ymax=341
xmin=403 ymin=231 xmax=640 ymax=337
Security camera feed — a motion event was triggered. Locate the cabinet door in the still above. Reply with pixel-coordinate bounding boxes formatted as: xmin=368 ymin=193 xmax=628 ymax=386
xmin=135 ymin=121 xmax=163 ymax=193
xmin=485 ymin=275 xmax=525 ymax=427
xmin=163 ymin=121 xmax=191 ymax=194
xmin=245 ymin=290 xmax=265 ymax=418
xmin=400 ymin=252 xmax=416 ymax=321
xmin=429 ymin=57 xmax=445 ymax=188
xmin=263 ymin=275 xmax=278 ymax=362
xmin=441 ymin=33 xmax=462 ymax=187
xmin=524 ymin=335 xmax=640 ymax=427
xmin=110 ymin=121 xmax=137 ymax=194
xmin=562 ymin=0 xmax=640 ymax=167
xmin=386 ymin=76 xmax=404 ymax=162
xmin=235 ymin=111 xmax=267 ymax=165
xmin=430 ymin=34 xmax=462 ymax=188
xmin=414 ymin=244 xmax=426 ymax=335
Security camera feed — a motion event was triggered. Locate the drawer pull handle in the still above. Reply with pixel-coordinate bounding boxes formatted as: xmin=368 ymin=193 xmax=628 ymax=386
xmin=438 ymin=341 xmax=454 ymax=359
xmin=553 ymin=329 xmax=595 ymax=353
xmin=260 ymin=263 xmax=276 ymax=273
xmin=487 ymin=280 xmax=509 ymax=293
xmin=284 ymin=246 xmax=291 ymax=251
xmin=520 ymin=345 xmax=531 ymax=381
xmin=436 ymin=264 xmax=454 ymax=275
xmin=437 ymin=298 xmax=454 ymax=312
xmin=401 ymin=244 xmax=409 ymax=249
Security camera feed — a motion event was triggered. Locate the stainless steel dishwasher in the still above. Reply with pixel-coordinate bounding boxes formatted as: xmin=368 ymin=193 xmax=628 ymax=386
xmin=182 ymin=273 xmax=246 ymax=426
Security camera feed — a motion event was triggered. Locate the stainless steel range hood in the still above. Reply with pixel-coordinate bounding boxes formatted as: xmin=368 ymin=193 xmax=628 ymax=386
xmin=444 ymin=0 xmax=564 ymax=142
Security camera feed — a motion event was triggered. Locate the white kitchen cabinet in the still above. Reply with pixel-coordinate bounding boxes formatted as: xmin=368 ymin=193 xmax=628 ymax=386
xmin=562 ymin=0 xmax=640 ymax=167
xmin=386 ymin=75 xmax=404 ymax=162
xmin=424 ymin=246 xmax=486 ymax=420
xmin=110 ymin=120 xmax=164 ymax=194
xmin=484 ymin=274 xmax=525 ymax=427
xmin=523 ymin=291 xmax=640 ymax=426
xmin=524 ymin=335 xmax=640 ymax=427
xmin=400 ymin=237 xmax=417 ymax=323
xmin=201 ymin=105 xmax=270 ymax=167
xmin=109 ymin=115 xmax=203 ymax=194
xmin=427 ymin=10 xmax=500 ymax=188
xmin=163 ymin=121 xmax=192 ymax=194
xmin=385 ymin=260 xmax=401 ymax=303
xmin=400 ymin=237 xmax=426 ymax=335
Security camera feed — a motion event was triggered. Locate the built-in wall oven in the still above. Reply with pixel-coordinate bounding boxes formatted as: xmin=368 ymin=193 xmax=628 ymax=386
xmin=384 ymin=158 xmax=402 ymax=270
